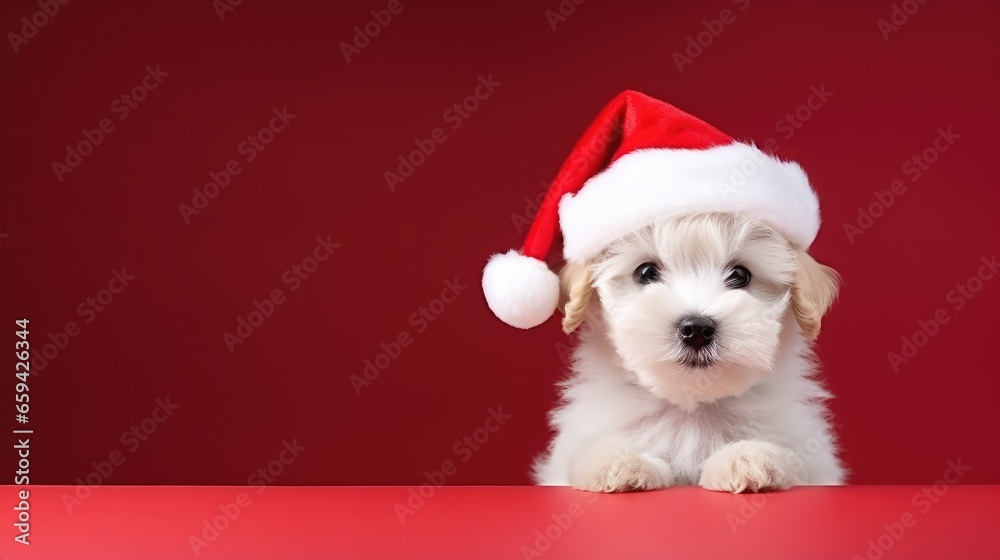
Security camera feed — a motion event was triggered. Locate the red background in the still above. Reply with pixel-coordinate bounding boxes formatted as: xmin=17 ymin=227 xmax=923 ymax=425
xmin=1 ymin=0 xmax=998 ymax=487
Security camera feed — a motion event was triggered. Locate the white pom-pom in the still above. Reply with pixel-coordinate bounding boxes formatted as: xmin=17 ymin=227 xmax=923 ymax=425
xmin=482 ymin=250 xmax=560 ymax=329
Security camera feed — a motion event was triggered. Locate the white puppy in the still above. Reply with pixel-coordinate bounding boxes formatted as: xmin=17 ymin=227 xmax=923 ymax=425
xmin=533 ymin=212 xmax=845 ymax=493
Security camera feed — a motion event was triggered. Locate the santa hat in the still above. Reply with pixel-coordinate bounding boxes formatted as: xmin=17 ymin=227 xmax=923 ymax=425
xmin=482 ymin=90 xmax=820 ymax=330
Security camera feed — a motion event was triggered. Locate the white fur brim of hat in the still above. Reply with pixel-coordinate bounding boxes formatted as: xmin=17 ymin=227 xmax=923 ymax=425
xmin=483 ymin=141 xmax=820 ymax=329
xmin=559 ymin=143 xmax=820 ymax=263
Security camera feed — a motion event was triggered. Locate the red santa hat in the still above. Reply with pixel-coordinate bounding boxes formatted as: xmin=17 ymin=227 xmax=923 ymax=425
xmin=482 ymin=90 xmax=820 ymax=329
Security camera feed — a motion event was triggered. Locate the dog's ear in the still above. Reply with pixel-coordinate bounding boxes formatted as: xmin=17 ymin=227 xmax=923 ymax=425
xmin=559 ymin=261 xmax=594 ymax=334
xmin=791 ymin=250 xmax=841 ymax=340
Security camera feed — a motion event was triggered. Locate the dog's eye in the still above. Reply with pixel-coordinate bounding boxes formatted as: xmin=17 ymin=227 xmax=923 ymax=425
xmin=633 ymin=262 xmax=660 ymax=285
xmin=725 ymin=265 xmax=751 ymax=289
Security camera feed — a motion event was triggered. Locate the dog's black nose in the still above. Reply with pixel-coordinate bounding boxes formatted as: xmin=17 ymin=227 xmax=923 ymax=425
xmin=678 ymin=316 xmax=716 ymax=349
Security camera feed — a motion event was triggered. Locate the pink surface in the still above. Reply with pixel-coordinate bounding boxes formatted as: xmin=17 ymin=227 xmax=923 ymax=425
xmin=4 ymin=485 xmax=998 ymax=559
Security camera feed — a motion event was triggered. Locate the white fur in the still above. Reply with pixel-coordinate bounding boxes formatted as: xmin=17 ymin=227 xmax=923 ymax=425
xmin=482 ymin=250 xmax=560 ymax=329
xmin=558 ymin=143 xmax=820 ymax=263
xmin=533 ymin=214 xmax=843 ymax=492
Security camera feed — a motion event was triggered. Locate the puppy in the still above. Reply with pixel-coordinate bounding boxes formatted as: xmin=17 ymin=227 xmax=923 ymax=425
xmin=532 ymin=211 xmax=844 ymax=493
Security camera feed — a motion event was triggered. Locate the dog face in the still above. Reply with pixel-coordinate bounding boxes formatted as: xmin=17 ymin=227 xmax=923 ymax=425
xmin=560 ymin=212 xmax=839 ymax=410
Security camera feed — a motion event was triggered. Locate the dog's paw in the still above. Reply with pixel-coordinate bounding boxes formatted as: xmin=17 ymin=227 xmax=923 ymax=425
xmin=571 ymin=447 xmax=673 ymax=493
xmin=699 ymin=440 xmax=799 ymax=493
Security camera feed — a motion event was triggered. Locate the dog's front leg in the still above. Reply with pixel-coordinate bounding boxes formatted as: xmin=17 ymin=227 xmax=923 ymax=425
xmin=699 ymin=440 xmax=800 ymax=493
xmin=569 ymin=437 xmax=674 ymax=493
